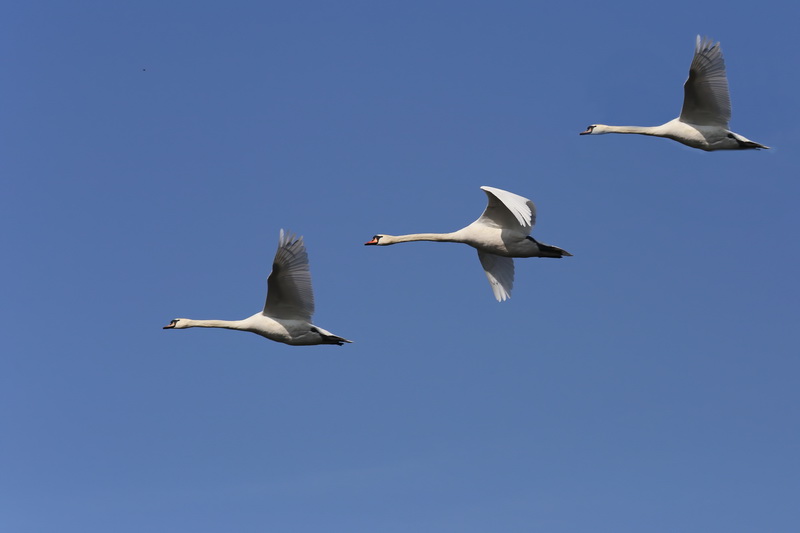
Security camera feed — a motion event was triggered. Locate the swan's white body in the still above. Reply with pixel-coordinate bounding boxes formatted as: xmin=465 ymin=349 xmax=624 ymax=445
xmin=365 ymin=186 xmax=571 ymax=301
xmin=164 ymin=230 xmax=351 ymax=346
xmin=581 ymin=36 xmax=767 ymax=151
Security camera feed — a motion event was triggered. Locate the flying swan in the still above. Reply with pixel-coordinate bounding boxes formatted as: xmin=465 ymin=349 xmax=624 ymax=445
xmin=580 ymin=36 xmax=768 ymax=151
xmin=365 ymin=186 xmax=571 ymax=302
xmin=164 ymin=230 xmax=352 ymax=346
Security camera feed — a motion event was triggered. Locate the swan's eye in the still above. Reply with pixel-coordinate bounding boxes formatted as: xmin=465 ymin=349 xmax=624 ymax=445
xmin=727 ymin=133 xmax=734 ymax=139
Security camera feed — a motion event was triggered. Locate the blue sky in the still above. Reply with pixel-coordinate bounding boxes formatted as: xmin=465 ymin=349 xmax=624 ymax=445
xmin=3 ymin=1 xmax=799 ymax=532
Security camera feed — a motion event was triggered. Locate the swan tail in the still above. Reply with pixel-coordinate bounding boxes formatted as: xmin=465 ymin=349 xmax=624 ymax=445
xmin=324 ymin=334 xmax=353 ymax=346
xmin=527 ymin=237 xmax=572 ymax=258
xmin=312 ymin=326 xmax=353 ymax=346
xmin=540 ymin=243 xmax=572 ymax=257
xmin=731 ymin=133 xmax=769 ymax=150
xmin=741 ymin=140 xmax=769 ymax=150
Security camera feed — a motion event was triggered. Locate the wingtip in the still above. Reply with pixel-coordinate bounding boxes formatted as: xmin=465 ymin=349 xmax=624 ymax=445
xmin=277 ymin=229 xmax=306 ymax=253
xmin=695 ymin=35 xmax=721 ymax=54
xmin=492 ymin=286 xmax=511 ymax=302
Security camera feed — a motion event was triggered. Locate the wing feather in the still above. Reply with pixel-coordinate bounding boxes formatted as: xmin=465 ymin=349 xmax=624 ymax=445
xmin=680 ymin=36 xmax=731 ymax=127
xmin=263 ymin=229 xmax=315 ymax=320
xmin=477 ymin=251 xmax=515 ymax=302
xmin=476 ymin=186 xmax=536 ymax=233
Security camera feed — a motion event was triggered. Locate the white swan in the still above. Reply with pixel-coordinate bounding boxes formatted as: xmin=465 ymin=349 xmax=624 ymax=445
xmin=164 ymin=230 xmax=352 ymax=346
xmin=580 ymin=36 xmax=768 ymax=151
xmin=365 ymin=186 xmax=571 ymax=302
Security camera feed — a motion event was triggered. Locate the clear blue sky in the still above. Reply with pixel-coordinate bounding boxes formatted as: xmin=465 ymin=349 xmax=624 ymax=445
xmin=3 ymin=1 xmax=798 ymax=532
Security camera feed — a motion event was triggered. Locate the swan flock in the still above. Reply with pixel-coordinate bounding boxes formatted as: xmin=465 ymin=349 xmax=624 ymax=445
xmin=165 ymin=36 xmax=766 ymax=347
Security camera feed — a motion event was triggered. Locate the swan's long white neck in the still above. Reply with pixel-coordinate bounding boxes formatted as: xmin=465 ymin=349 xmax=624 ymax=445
xmin=182 ymin=319 xmax=245 ymax=330
xmin=380 ymin=232 xmax=461 ymax=244
xmin=594 ymin=124 xmax=663 ymax=135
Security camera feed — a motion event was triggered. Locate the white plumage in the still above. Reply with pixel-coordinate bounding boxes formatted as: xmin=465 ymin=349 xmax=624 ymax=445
xmin=365 ymin=186 xmax=571 ymax=302
xmin=164 ymin=230 xmax=351 ymax=346
xmin=580 ymin=36 xmax=768 ymax=151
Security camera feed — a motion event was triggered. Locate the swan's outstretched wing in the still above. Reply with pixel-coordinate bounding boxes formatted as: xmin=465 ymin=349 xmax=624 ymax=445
xmin=680 ymin=36 xmax=731 ymax=127
xmin=477 ymin=251 xmax=514 ymax=302
xmin=263 ymin=230 xmax=315 ymax=320
xmin=475 ymin=186 xmax=536 ymax=234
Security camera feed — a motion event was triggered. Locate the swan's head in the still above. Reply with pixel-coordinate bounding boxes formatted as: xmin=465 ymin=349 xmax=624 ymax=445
xmin=365 ymin=234 xmax=388 ymax=246
xmin=580 ymin=124 xmax=609 ymax=135
xmin=163 ymin=318 xmax=190 ymax=329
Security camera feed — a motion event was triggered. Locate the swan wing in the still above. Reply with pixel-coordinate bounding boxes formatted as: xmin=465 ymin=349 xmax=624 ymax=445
xmin=476 ymin=186 xmax=535 ymax=234
xmin=477 ymin=251 xmax=514 ymax=302
xmin=263 ymin=229 xmax=315 ymax=320
xmin=680 ymin=36 xmax=731 ymax=127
